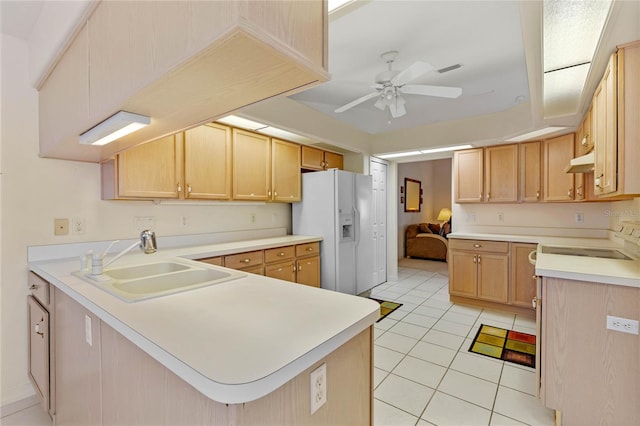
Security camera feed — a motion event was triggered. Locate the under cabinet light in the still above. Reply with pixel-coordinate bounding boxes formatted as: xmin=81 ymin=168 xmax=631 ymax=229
xmin=79 ymin=111 xmax=151 ymax=146
xmin=420 ymin=144 xmax=473 ymax=154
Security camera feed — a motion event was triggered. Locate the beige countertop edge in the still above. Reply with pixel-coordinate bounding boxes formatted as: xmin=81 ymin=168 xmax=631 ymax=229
xmin=29 ymin=235 xmax=380 ymax=404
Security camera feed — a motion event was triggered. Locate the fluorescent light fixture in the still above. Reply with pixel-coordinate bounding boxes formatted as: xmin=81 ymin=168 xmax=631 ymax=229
xmin=79 ymin=111 xmax=150 ymax=146
xmin=543 ymin=0 xmax=612 ymax=116
xmin=216 ymin=115 xmax=266 ymax=131
xmin=376 ymin=151 xmax=423 ymax=159
xmin=377 ymin=144 xmax=474 ymax=159
xmin=505 ymin=126 xmax=570 ymax=142
xmin=421 ymin=144 xmax=473 ymax=154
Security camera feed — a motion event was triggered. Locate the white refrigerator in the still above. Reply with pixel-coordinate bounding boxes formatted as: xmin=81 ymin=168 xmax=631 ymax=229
xmin=292 ymin=169 xmax=374 ymax=295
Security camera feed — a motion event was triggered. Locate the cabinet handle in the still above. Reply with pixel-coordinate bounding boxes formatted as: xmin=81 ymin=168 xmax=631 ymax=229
xmin=274 ymin=191 xmax=277 ymax=197
xmin=487 ymin=192 xmax=491 ymax=200
xmin=473 ymin=255 xmax=477 ymax=263
xmin=278 ymin=252 xmax=285 ymax=257
xmin=532 ymin=296 xmax=538 ymax=309
xmin=177 ymin=182 xmax=182 ymax=192
xmin=568 ymin=188 xmax=573 ymax=197
xmin=241 ymin=258 xmax=251 ymax=264
xmin=34 ymin=319 xmax=45 ymax=337
xmin=473 ymin=244 xmax=481 ymax=248
xmin=298 ymin=264 xmax=303 ymax=271
xmin=577 ymin=185 xmax=583 ymax=197
xmin=595 ymin=174 xmax=604 ymax=189
xmin=292 ymin=264 xmax=297 ymax=272
xmin=536 ymin=191 xmax=540 ymax=200
xmin=306 ymin=247 xmax=314 ymax=252
xmin=29 ymin=284 xmax=39 ymax=290
xmin=479 ymin=191 xmax=483 ymax=200
xmin=187 ymin=184 xmax=192 ymax=193
xmin=581 ymin=135 xmax=588 ymax=147
xmin=268 ymin=190 xmax=271 ymax=197
xmin=477 ymin=255 xmax=481 ymax=264
xmin=532 ymin=275 xmax=538 ymax=280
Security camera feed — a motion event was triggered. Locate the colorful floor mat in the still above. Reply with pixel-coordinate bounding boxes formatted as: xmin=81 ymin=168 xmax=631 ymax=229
xmin=469 ymin=324 xmax=536 ymax=368
xmin=368 ymin=298 xmax=403 ymax=322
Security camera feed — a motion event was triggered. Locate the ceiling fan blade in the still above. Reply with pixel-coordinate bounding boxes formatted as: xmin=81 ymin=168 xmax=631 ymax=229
xmin=391 ymin=61 xmax=434 ymax=86
xmin=389 ymin=96 xmax=406 ymax=118
xmin=334 ymin=91 xmax=380 ymax=113
xmin=401 ymin=84 xmax=462 ymax=98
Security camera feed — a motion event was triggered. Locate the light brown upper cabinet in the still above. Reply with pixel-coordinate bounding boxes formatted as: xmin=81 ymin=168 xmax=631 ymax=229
xmin=232 ymin=129 xmax=271 ymax=201
xmin=301 ymin=146 xmax=343 ymax=171
xmin=271 ymin=139 xmax=301 ymax=202
xmin=592 ymin=41 xmax=640 ymax=198
xmin=103 ymin=124 xmax=233 ymax=200
xmin=453 ymin=148 xmax=484 ymax=203
xmin=232 ymin=130 xmax=301 ymax=202
xmin=184 ymin=124 xmax=232 ymax=200
xmin=542 ymin=134 xmax=575 ymax=202
xmin=109 ymin=134 xmax=183 ymax=199
xmin=519 ymin=141 xmax=542 ymax=202
xmin=484 ymin=144 xmax=518 ymax=203
xmin=39 ymin=0 xmax=328 ymax=162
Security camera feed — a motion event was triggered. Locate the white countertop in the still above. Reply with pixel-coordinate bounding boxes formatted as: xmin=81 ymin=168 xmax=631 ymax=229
xmin=449 ymin=232 xmax=640 ymax=288
xmin=29 ymin=235 xmax=380 ymax=404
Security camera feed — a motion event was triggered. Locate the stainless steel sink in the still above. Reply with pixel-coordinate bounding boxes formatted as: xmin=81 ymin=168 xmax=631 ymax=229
xmin=540 ymin=245 xmax=632 ymax=260
xmin=74 ymin=260 xmax=246 ymax=302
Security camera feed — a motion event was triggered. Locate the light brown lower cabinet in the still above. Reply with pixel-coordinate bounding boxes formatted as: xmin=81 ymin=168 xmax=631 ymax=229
xmin=449 ymin=239 xmax=536 ymax=314
xmin=52 ymin=287 xmax=372 ymax=425
xmin=200 ymin=242 xmax=321 ymax=287
xmin=537 ymin=277 xmax=640 ymax=425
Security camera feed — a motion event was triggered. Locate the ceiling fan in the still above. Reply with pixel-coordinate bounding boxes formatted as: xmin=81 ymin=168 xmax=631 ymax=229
xmin=334 ymin=51 xmax=462 ymax=118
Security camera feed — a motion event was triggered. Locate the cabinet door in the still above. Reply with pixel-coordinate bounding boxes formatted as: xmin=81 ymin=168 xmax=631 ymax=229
xmin=301 ymin=146 xmax=325 ymax=170
xmin=184 ymin=124 xmax=231 ymax=200
xmin=271 ymin=138 xmax=301 ymax=202
xmin=324 ymin=151 xmax=343 ymax=170
xmin=296 ymin=256 xmax=320 ymax=287
xmin=485 ymin=144 xmax=518 ymax=202
xmin=448 ymin=251 xmax=477 ymax=297
xmin=477 ymin=253 xmax=509 ymax=303
xmin=510 ymin=243 xmax=537 ymax=308
xmin=232 ymin=129 xmax=271 ymax=200
xmin=265 ymin=261 xmax=296 ymax=282
xmin=519 ymin=141 xmax=542 ymax=202
xmin=593 ymin=54 xmax=618 ymax=195
xmin=542 ymin=134 xmax=575 ymax=201
xmin=28 ymin=296 xmax=49 ymax=411
xmin=454 ymin=148 xmax=484 ymax=202
xmin=117 ymin=134 xmax=181 ymax=198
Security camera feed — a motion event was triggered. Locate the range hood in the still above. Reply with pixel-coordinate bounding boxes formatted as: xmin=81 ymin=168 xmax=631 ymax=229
xmin=565 ymin=151 xmax=595 ymax=173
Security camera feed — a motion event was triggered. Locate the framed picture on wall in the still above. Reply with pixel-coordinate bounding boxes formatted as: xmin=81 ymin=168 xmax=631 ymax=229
xmin=404 ymin=178 xmax=422 ymax=212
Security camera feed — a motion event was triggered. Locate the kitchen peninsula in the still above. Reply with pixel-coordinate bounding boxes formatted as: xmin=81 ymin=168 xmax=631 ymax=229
xmin=28 ymin=235 xmax=379 ymax=425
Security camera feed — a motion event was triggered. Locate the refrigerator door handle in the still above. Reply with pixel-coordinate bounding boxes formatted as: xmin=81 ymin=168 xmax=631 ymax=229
xmin=353 ymin=206 xmax=360 ymax=245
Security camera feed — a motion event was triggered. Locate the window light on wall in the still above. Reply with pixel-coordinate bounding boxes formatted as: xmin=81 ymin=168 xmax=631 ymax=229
xmin=543 ymin=0 xmax=613 ymax=118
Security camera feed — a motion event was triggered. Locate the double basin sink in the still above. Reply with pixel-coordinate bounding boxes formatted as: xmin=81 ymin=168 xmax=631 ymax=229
xmin=75 ymin=259 xmax=246 ymax=302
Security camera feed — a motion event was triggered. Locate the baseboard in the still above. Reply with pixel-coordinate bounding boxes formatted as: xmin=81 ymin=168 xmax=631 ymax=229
xmin=0 ymin=394 xmax=40 ymax=418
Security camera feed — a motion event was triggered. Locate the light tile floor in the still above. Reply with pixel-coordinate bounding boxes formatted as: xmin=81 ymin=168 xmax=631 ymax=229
xmin=371 ymin=263 xmax=555 ymax=426
xmin=2 ymin=262 xmax=555 ymax=426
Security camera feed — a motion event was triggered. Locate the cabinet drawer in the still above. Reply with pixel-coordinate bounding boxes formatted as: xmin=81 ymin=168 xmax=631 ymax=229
xmin=296 ymin=242 xmax=320 ymax=258
xmin=197 ymin=256 xmax=223 ymax=266
xmin=264 ymin=246 xmax=295 ymax=263
xmin=449 ymin=239 xmax=509 ymax=253
xmin=28 ymin=272 xmax=50 ymax=308
xmin=240 ymin=264 xmax=264 ymax=275
xmin=224 ymin=250 xmax=264 ymax=270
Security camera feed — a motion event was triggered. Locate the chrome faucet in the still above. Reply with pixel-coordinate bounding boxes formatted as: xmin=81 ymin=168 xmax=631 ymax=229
xmin=88 ymin=230 xmax=157 ymax=275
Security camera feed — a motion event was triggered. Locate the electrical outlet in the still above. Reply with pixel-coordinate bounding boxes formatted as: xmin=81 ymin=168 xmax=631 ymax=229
xmin=85 ymin=315 xmax=93 ymax=346
xmin=575 ymin=212 xmax=584 ymax=224
xmin=72 ymin=217 xmax=85 ymax=234
xmin=134 ymin=216 xmax=155 ymax=230
xmin=497 ymin=212 xmax=504 ymax=222
xmin=251 ymin=213 xmax=256 ymax=223
xmin=181 ymin=216 xmax=189 ymax=227
xmin=310 ymin=363 xmax=327 ymax=415
xmin=606 ymin=315 xmax=639 ymax=335
xmin=54 ymin=218 xmax=69 ymax=236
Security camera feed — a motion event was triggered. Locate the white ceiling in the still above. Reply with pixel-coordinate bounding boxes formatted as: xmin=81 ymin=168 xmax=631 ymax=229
xmin=290 ymin=0 xmax=530 ymax=135
xmin=2 ymin=0 xmax=638 ymax=160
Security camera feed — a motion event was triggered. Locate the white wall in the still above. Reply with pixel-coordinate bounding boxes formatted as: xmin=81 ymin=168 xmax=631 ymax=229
xmin=0 ymin=34 xmax=290 ymax=407
xmin=397 ymin=159 xmax=452 ymax=257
